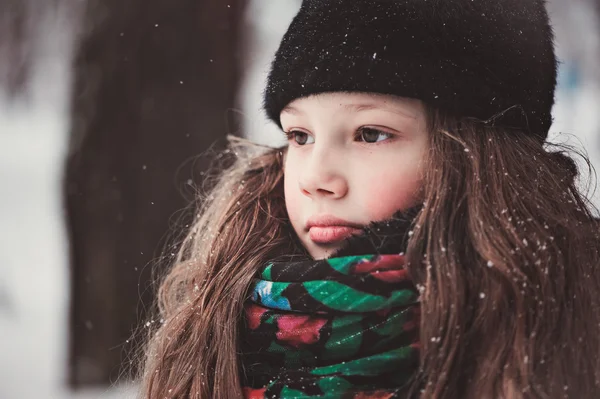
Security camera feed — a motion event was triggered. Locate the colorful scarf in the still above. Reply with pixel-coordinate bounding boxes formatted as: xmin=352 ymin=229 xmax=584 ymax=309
xmin=240 ymin=254 xmax=420 ymax=399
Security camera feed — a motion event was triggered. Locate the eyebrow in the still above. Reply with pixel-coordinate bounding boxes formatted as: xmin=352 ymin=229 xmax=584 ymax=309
xmin=281 ymin=102 xmax=417 ymax=120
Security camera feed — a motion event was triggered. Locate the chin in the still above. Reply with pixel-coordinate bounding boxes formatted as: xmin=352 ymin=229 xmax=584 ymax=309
xmin=306 ymin=242 xmax=341 ymax=260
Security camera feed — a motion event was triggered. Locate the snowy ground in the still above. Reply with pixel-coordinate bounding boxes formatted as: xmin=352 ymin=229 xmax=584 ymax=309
xmin=0 ymin=1 xmax=598 ymax=398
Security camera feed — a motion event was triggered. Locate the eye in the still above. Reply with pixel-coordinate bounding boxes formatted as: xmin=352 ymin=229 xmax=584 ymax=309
xmin=285 ymin=130 xmax=315 ymax=145
xmin=356 ymin=127 xmax=393 ymax=143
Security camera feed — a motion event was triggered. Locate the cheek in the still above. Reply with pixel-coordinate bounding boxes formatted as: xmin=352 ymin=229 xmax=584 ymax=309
xmin=361 ymin=166 xmax=423 ymax=221
xmin=283 ymin=160 xmax=302 ymax=221
xmin=284 ymin=177 xmax=298 ymax=216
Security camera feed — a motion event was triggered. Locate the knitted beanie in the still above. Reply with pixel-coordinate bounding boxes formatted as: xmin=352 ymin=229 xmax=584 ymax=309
xmin=263 ymin=0 xmax=558 ymax=140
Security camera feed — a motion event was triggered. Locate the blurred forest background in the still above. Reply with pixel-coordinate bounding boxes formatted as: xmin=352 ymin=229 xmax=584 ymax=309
xmin=0 ymin=1 xmax=598 ymax=398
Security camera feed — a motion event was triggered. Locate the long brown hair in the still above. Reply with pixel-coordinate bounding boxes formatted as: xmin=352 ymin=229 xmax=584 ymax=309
xmin=137 ymin=110 xmax=600 ymax=398
xmin=408 ymin=110 xmax=600 ymax=398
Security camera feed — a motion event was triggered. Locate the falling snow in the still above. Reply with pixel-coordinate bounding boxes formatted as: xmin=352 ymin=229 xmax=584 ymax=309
xmin=2 ymin=1 xmax=599 ymax=398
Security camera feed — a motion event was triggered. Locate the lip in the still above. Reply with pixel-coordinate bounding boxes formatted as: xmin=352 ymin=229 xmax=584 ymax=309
xmin=306 ymin=215 xmax=363 ymax=244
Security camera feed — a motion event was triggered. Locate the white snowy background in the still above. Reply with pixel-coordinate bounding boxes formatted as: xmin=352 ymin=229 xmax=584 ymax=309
xmin=0 ymin=1 xmax=598 ymax=398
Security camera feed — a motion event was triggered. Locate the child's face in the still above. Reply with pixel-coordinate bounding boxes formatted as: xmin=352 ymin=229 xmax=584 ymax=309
xmin=281 ymin=92 xmax=428 ymax=259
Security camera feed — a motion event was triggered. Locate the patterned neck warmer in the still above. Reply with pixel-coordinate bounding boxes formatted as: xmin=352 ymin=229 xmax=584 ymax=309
xmin=240 ymin=254 xmax=420 ymax=398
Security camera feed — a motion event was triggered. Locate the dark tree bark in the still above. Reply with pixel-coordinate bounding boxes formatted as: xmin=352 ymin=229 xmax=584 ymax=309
xmin=65 ymin=0 xmax=247 ymax=387
xmin=0 ymin=0 xmax=34 ymax=97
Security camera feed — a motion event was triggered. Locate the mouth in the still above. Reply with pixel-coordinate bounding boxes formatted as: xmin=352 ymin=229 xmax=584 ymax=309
xmin=308 ymin=226 xmax=363 ymax=244
xmin=306 ymin=215 xmax=363 ymax=245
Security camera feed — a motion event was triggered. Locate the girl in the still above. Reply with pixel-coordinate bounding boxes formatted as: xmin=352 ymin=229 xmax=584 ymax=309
xmin=138 ymin=0 xmax=600 ymax=398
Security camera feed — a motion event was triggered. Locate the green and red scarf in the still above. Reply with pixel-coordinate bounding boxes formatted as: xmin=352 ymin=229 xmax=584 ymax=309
xmin=240 ymin=254 xmax=420 ymax=399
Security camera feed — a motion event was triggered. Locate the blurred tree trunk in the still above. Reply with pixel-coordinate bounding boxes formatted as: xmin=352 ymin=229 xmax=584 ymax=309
xmin=0 ymin=0 xmax=32 ymax=96
xmin=65 ymin=0 xmax=247 ymax=387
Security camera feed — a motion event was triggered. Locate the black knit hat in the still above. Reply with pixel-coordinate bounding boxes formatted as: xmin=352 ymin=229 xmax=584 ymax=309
xmin=263 ymin=0 xmax=558 ymax=140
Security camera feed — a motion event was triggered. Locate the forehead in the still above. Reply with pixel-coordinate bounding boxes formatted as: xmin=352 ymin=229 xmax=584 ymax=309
xmin=281 ymin=92 xmax=423 ymax=120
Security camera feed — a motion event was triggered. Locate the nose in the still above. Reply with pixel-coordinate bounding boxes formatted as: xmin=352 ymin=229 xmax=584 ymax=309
xmin=299 ymin=148 xmax=348 ymax=199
